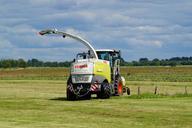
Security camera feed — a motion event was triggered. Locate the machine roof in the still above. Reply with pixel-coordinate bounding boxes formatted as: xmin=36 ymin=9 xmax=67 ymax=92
xmin=96 ymin=49 xmax=119 ymax=52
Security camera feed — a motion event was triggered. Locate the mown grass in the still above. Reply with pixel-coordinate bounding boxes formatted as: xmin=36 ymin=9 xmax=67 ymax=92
xmin=0 ymin=67 xmax=192 ymax=128
xmin=0 ymin=80 xmax=192 ymax=128
xmin=125 ymin=93 xmax=192 ymax=99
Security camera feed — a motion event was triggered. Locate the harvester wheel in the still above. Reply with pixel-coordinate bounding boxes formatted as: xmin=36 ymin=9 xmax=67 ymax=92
xmin=67 ymin=87 xmax=77 ymax=101
xmin=66 ymin=77 xmax=77 ymax=101
xmin=97 ymin=82 xmax=110 ymax=99
xmin=114 ymin=75 xmax=123 ymax=96
xmin=127 ymin=87 xmax=131 ymax=95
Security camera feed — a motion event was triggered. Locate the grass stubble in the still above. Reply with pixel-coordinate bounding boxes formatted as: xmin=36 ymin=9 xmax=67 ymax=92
xmin=0 ymin=67 xmax=192 ymax=128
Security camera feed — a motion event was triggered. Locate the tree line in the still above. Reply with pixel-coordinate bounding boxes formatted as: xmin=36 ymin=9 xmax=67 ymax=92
xmin=0 ymin=59 xmax=71 ymax=68
xmin=121 ymin=57 xmax=192 ymax=66
xmin=0 ymin=57 xmax=192 ymax=68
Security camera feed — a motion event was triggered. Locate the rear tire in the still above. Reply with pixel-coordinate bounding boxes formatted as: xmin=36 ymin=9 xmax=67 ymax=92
xmin=97 ymin=82 xmax=111 ymax=99
xmin=66 ymin=77 xmax=77 ymax=101
xmin=67 ymin=87 xmax=77 ymax=101
xmin=114 ymin=75 xmax=123 ymax=96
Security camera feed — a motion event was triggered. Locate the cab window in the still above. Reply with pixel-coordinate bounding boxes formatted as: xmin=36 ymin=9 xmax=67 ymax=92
xmin=96 ymin=52 xmax=109 ymax=61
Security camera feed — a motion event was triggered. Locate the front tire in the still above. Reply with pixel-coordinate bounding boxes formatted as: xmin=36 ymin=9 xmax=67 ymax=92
xmin=97 ymin=81 xmax=111 ymax=99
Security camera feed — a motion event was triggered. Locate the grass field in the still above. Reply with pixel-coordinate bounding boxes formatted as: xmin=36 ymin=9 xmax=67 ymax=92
xmin=0 ymin=67 xmax=192 ymax=128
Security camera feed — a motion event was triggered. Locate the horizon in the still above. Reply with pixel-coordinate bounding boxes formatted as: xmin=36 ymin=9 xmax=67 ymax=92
xmin=1 ymin=56 xmax=192 ymax=63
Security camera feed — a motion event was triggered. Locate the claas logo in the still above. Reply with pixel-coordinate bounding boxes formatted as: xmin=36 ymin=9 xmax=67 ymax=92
xmin=75 ymin=64 xmax=88 ymax=69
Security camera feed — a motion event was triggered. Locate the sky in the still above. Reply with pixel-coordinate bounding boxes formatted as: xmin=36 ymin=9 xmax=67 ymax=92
xmin=0 ymin=0 xmax=192 ymax=61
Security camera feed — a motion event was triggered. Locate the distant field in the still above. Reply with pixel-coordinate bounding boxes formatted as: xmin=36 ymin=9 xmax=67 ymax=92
xmin=122 ymin=66 xmax=192 ymax=82
xmin=0 ymin=67 xmax=192 ymax=95
xmin=1 ymin=66 xmax=192 ymax=82
xmin=0 ymin=68 xmax=69 ymax=80
xmin=0 ymin=67 xmax=192 ymax=128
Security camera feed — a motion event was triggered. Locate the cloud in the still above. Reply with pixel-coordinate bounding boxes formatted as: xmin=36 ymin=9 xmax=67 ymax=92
xmin=0 ymin=38 xmax=14 ymax=49
xmin=128 ymin=38 xmax=163 ymax=48
xmin=0 ymin=0 xmax=192 ymax=61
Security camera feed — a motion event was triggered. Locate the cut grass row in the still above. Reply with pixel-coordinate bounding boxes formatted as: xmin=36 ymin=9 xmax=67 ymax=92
xmin=0 ymin=80 xmax=192 ymax=128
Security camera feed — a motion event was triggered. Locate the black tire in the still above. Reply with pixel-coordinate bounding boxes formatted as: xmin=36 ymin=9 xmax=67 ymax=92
xmin=114 ymin=75 xmax=123 ymax=96
xmin=97 ymin=82 xmax=111 ymax=99
xmin=67 ymin=87 xmax=77 ymax=100
xmin=66 ymin=77 xmax=77 ymax=101
xmin=126 ymin=87 xmax=131 ymax=95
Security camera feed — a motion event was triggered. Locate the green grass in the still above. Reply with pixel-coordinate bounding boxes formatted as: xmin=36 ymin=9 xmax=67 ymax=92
xmin=0 ymin=67 xmax=192 ymax=127
xmin=126 ymin=81 xmax=192 ymax=95
xmin=0 ymin=80 xmax=192 ymax=128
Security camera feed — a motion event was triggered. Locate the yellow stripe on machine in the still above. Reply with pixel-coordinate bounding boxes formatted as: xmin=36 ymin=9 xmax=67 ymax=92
xmin=94 ymin=60 xmax=111 ymax=83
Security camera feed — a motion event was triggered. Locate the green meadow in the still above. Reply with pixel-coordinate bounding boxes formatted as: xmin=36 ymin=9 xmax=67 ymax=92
xmin=0 ymin=67 xmax=192 ymax=128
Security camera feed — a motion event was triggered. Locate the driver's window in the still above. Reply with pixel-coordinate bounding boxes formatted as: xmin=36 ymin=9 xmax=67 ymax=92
xmin=97 ymin=52 xmax=110 ymax=61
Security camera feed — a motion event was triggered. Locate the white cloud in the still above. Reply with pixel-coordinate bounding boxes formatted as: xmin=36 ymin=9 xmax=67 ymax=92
xmin=128 ymin=38 xmax=163 ymax=48
xmin=0 ymin=0 xmax=192 ymax=61
xmin=0 ymin=38 xmax=14 ymax=49
xmin=136 ymin=26 xmax=162 ymax=33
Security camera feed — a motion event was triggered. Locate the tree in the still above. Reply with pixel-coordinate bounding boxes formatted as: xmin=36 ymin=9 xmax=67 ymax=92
xmin=139 ymin=58 xmax=149 ymax=66
xmin=169 ymin=62 xmax=177 ymax=67
xmin=151 ymin=58 xmax=160 ymax=66
xmin=1 ymin=60 xmax=11 ymax=68
xmin=18 ymin=59 xmax=27 ymax=68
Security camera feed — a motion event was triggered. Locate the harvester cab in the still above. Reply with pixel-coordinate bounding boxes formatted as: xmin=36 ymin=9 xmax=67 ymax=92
xmin=39 ymin=29 xmax=128 ymax=100
xmin=96 ymin=49 xmax=121 ymax=80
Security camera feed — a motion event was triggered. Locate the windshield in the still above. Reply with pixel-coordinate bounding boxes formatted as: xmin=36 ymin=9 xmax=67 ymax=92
xmin=96 ymin=51 xmax=110 ymax=61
